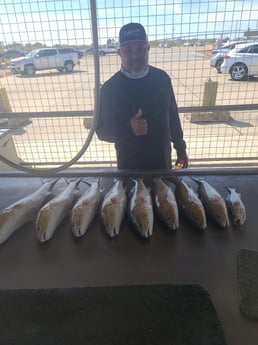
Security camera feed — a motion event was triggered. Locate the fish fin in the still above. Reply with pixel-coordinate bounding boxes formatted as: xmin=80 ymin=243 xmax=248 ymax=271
xmin=112 ymin=176 xmax=120 ymax=184
xmin=127 ymin=179 xmax=137 ymax=197
xmin=225 ymin=186 xmax=236 ymax=192
xmin=191 ymin=177 xmax=199 ymax=183
xmin=49 ymin=178 xmax=60 ymax=189
xmin=64 ymin=177 xmax=71 ymax=185
xmin=81 ymin=178 xmax=91 ymax=187
xmin=120 ymin=179 xmax=127 ymax=192
xmin=97 ymin=176 xmax=101 ymax=187
xmin=191 ymin=177 xmax=205 ymax=185
xmin=225 ymin=186 xmax=233 ymax=194
xmin=76 ymin=177 xmax=83 ymax=185
xmin=80 ymin=176 xmax=100 ymax=186
xmin=39 ymin=178 xmax=59 ymax=188
xmin=166 ymin=175 xmax=181 ymax=186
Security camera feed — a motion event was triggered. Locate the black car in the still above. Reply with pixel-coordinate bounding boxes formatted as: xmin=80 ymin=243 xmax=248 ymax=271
xmin=0 ymin=49 xmax=26 ymax=60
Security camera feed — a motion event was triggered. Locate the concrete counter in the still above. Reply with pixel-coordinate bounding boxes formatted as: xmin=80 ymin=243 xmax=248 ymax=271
xmin=0 ymin=173 xmax=257 ymax=345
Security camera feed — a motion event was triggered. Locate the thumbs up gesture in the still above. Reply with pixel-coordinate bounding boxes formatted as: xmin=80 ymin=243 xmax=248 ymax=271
xmin=130 ymin=108 xmax=148 ymax=136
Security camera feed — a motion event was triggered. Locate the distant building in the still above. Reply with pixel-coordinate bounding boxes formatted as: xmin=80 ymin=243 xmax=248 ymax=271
xmin=244 ymin=30 xmax=258 ymax=39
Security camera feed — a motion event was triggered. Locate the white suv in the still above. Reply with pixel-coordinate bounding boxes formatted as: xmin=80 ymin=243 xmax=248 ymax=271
xmin=220 ymin=42 xmax=258 ymax=81
xmin=210 ymin=41 xmax=250 ymax=73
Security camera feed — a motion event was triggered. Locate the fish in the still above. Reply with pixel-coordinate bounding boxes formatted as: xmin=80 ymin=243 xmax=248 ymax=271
xmin=173 ymin=178 xmax=207 ymax=230
xmin=153 ymin=177 xmax=179 ymax=230
xmin=100 ymin=179 xmax=127 ymax=238
xmin=128 ymin=179 xmax=154 ymax=238
xmin=225 ymin=187 xmax=246 ymax=227
xmin=71 ymin=181 xmax=101 ymax=237
xmin=193 ymin=178 xmax=229 ymax=228
xmin=36 ymin=178 xmax=81 ymax=242
xmin=0 ymin=179 xmax=58 ymax=245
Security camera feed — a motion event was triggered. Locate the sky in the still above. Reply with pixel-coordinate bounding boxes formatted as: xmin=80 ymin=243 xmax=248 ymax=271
xmin=0 ymin=0 xmax=258 ymax=47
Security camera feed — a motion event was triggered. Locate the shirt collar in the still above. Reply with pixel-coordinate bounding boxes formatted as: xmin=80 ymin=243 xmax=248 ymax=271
xmin=120 ymin=65 xmax=149 ymax=79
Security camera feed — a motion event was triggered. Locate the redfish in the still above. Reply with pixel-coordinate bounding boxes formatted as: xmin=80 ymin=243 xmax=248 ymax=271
xmin=128 ymin=179 xmax=154 ymax=238
xmin=36 ymin=179 xmax=81 ymax=242
xmin=153 ymin=178 xmax=179 ymax=230
xmin=0 ymin=179 xmax=57 ymax=245
xmin=100 ymin=179 xmax=127 ymax=238
xmin=225 ymin=187 xmax=246 ymax=227
xmin=71 ymin=181 xmax=101 ymax=237
xmin=193 ymin=178 xmax=229 ymax=228
xmin=174 ymin=178 xmax=207 ymax=230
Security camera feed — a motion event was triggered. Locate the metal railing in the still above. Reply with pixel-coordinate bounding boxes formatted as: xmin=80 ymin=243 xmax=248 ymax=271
xmin=0 ymin=0 xmax=258 ymax=171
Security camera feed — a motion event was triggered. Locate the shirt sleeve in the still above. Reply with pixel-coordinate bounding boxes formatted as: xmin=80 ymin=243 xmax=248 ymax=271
xmin=168 ymin=81 xmax=187 ymax=155
xmin=95 ymin=83 xmax=134 ymax=143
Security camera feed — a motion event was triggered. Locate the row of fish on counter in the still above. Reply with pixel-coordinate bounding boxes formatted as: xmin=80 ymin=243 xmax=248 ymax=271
xmin=0 ymin=176 xmax=246 ymax=245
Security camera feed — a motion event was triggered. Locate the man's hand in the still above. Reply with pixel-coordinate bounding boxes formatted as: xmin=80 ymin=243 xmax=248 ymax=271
xmin=130 ymin=108 xmax=148 ymax=136
xmin=175 ymin=152 xmax=189 ymax=169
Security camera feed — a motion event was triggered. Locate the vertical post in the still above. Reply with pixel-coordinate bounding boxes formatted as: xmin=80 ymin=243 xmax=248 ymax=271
xmin=191 ymin=79 xmax=230 ymax=122
xmin=0 ymin=88 xmax=12 ymax=112
xmin=90 ymin=0 xmax=101 ymax=132
xmin=0 ymin=87 xmax=11 ymax=126
xmin=202 ymin=78 xmax=218 ymax=107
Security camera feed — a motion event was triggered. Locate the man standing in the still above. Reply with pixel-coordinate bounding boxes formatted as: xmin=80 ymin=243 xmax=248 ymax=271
xmin=96 ymin=22 xmax=188 ymax=170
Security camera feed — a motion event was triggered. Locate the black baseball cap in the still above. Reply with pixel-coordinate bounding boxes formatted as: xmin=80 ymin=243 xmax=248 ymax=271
xmin=119 ymin=23 xmax=148 ymax=46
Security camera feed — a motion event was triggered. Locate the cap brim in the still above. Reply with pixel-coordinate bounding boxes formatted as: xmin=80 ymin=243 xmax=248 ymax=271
xmin=119 ymin=39 xmax=148 ymax=46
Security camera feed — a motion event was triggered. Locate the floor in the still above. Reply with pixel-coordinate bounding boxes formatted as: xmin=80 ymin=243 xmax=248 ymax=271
xmin=0 ymin=171 xmax=257 ymax=345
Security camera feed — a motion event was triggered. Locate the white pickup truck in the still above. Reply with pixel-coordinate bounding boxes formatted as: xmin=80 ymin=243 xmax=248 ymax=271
xmin=10 ymin=48 xmax=80 ymax=76
xmin=98 ymin=45 xmax=118 ymax=56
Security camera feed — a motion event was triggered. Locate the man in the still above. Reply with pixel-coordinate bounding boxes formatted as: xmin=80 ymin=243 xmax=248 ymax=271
xmin=96 ymin=22 xmax=188 ymax=170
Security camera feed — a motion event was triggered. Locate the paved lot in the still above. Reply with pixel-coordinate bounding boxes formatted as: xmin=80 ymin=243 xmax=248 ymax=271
xmin=0 ymin=46 xmax=257 ymax=168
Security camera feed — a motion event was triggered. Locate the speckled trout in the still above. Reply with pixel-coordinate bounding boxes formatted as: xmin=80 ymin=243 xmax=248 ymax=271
xmin=153 ymin=178 xmax=179 ymax=230
xmin=174 ymin=178 xmax=207 ymax=230
xmin=36 ymin=179 xmax=81 ymax=242
xmin=71 ymin=181 xmax=101 ymax=237
xmin=193 ymin=178 xmax=229 ymax=228
xmin=225 ymin=187 xmax=246 ymax=227
xmin=128 ymin=179 xmax=154 ymax=238
xmin=100 ymin=179 xmax=127 ymax=238
xmin=0 ymin=179 xmax=58 ymax=245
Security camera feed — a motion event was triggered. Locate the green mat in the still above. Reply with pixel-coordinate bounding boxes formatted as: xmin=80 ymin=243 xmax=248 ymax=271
xmin=0 ymin=284 xmax=227 ymax=345
xmin=238 ymin=248 xmax=258 ymax=320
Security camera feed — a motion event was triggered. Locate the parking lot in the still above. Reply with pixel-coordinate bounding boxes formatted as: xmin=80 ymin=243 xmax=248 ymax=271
xmin=0 ymin=45 xmax=258 ymax=168
xmin=1 ymin=46 xmax=258 ymax=109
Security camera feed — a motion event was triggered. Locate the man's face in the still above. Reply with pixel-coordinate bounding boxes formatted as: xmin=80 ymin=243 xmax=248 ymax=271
xmin=118 ymin=41 xmax=149 ymax=74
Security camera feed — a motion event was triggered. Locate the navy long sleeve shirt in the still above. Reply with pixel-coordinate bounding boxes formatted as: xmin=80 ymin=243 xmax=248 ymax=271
xmin=96 ymin=65 xmax=187 ymax=169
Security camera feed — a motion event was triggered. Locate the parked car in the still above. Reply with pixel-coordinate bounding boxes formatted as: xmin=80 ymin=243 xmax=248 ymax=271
xmin=10 ymin=48 xmax=79 ymax=75
xmin=220 ymin=42 xmax=258 ymax=81
xmin=85 ymin=48 xmax=94 ymax=55
xmin=98 ymin=45 xmax=118 ymax=55
xmin=196 ymin=41 xmax=205 ymax=47
xmin=159 ymin=42 xmax=172 ymax=48
xmin=183 ymin=41 xmax=193 ymax=47
xmin=210 ymin=40 xmax=250 ymax=73
xmin=59 ymin=48 xmax=84 ymax=59
xmin=0 ymin=49 xmax=26 ymax=61
xmin=85 ymin=45 xmax=118 ymax=56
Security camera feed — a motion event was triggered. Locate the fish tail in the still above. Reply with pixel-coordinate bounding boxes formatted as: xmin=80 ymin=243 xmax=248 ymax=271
xmin=49 ymin=178 xmax=60 ymax=189
xmin=166 ymin=175 xmax=181 ymax=186
xmin=76 ymin=177 xmax=83 ymax=185
xmin=225 ymin=186 xmax=236 ymax=192
xmin=191 ymin=177 xmax=202 ymax=185
xmin=64 ymin=177 xmax=71 ymax=185
xmin=225 ymin=185 xmax=232 ymax=191
xmin=81 ymin=178 xmax=91 ymax=187
xmin=40 ymin=177 xmax=59 ymax=187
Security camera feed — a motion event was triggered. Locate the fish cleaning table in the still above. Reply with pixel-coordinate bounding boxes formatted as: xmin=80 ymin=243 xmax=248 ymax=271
xmin=0 ymin=171 xmax=257 ymax=345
